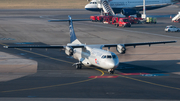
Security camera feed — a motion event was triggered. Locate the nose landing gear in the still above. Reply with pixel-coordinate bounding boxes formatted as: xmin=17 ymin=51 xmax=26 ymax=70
xmin=108 ymin=69 xmax=114 ymax=74
xmin=73 ymin=62 xmax=82 ymax=69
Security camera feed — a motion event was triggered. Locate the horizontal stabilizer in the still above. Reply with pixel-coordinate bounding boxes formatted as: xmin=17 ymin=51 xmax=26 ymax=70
xmin=49 ymin=19 xmax=92 ymax=22
xmin=3 ymin=45 xmax=85 ymax=49
xmin=3 ymin=45 xmax=65 ymax=49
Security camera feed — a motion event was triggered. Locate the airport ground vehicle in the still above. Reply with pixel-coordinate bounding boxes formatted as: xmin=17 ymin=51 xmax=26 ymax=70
xmin=165 ymin=25 xmax=180 ymax=32
xmin=90 ymin=13 xmax=142 ymax=24
xmin=139 ymin=17 xmax=157 ymax=24
xmin=146 ymin=17 xmax=157 ymax=24
xmin=90 ymin=16 xmax=97 ymax=22
xmin=96 ymin=15 xmax=104 ymax=22
xmin=103 ymin=15 xmax=113 ymax=24
xmin=90 ymin=13 xmax=112 ymax=22
xmin=112 ymin=17 xmax=131 ymax=27
xmin=172 ymin=11 xmax=180 ymax=23
xmin=173 ymin=19 xmax=180 ymax=23
xmin=90 ymin=15 xmax=105 ymax=22
xmin=128 ymin=16 xmax=143 ymax=24
xmin=91 ymin=15 xmax=132 ymax=27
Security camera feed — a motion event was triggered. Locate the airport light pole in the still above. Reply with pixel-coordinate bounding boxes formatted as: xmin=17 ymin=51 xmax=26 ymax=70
xmin=142 ymin=0 xmax=146 ymax=19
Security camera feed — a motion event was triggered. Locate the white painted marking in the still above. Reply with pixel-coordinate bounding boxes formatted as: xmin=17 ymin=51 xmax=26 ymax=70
xmin=74 ymin=73 xmax=88 ymax=74
xmin=48 ymin=73 xmax=62 ymax=74
xmin=20 ymin=53 xmax=27 ymax=55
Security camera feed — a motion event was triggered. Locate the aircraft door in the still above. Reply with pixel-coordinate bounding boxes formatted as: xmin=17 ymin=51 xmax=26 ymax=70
xmin=96 ymin=0 xmax=102 ymax=8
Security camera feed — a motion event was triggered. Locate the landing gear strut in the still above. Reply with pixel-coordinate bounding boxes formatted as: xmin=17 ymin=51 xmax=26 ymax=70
xmin=73 ymin=62 xmax=82 ymax=69
xmin=108 ymin=69 xmax=114 ymax=74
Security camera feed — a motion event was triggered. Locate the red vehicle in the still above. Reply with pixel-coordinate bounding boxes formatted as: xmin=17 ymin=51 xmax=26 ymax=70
xmin=90 ymin=13 xmax=113 ymax=22
xmin=112 ymin=17 xmax=131 ymax=27
xmin=103 ymin=16 xmax=113 ymax=24
xmin=128 ymin=16 xmax=143 ymax=24
xmin=90 ymin=16 xmax=97 ymax=22
xmin=96 ymin=15 xmax=103 ymax=22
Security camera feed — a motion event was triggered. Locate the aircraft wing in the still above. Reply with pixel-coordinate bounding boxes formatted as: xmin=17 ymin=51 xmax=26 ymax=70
xmin=3 ymin=41 xmax=176 ymax=49
xmin=102 ymin=41 xmax=176 ymax=48
xmin=3 ymin=45 xmax=85 ymax=49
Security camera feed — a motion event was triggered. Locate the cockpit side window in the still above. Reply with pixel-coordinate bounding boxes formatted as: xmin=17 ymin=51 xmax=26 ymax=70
xmin=112 ymin=55 xmax=117 ymax=59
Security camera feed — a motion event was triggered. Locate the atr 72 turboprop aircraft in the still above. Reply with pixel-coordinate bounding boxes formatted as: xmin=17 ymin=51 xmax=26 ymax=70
xmin=85 ymin=0 xmax=179 ymax=16
xmin=4 ymin=16 xmax=176 ymax=74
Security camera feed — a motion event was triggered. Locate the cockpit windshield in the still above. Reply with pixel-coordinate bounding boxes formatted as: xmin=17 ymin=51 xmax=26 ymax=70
xmin=101 ymin=55 xmax=117 ymax=59
xmin=101 ymin=55 xmax=106 ymax=58
xmin=107 ymin=55 xmax=112 ymax=58
xmin=90 ymin=2 xmax=97 ymax=4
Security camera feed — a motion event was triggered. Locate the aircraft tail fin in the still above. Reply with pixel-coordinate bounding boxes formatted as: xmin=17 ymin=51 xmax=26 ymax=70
xmin=68 ymin=16 xmax=80 ymax=44
xmin=49 ymin=16 xmax=91 ymax=44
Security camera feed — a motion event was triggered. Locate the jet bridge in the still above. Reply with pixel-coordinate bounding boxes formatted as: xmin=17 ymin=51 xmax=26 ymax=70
xmin=97 ymin=0 xmax=115 ymax=16
xmin=172 ymin=11 xmax=180 ymax=22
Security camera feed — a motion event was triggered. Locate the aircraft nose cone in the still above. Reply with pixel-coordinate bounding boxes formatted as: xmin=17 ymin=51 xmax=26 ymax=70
xmin=108 ymin=62 xmax=115 ymax=68
xmin=85 ymin=4 xmax=90 ymax=9
xmin=107 ymin=59 xmax=119 ymax=69
xmin=108 ymin=61 xmax=118 ymax=68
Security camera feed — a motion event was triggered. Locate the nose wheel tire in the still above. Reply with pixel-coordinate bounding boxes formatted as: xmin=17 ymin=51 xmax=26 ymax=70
xmin=76 ymin=64 xmax=82 ymax=69
xmin=108 ymin=69 xmax=114 ymax=74
xmin=110 ymin=71 xmax=114 ymax=74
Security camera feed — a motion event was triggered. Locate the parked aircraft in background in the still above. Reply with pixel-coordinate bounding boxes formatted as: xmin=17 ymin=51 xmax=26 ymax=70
xmin=3 ymin=16 xmax=176 ymax=74
xmin=85 ymin=0 xmax=179 ymax=16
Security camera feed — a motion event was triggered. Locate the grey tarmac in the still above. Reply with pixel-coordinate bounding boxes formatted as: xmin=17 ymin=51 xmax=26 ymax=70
xmin=0 ymin=5 xmax=180 ymax=101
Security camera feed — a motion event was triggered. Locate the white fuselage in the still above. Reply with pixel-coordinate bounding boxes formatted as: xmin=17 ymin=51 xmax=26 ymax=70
xmin=72 ymin=46 xmax=119 ymax=70
xmin=85 ymin=0 xmax=172 ymax=13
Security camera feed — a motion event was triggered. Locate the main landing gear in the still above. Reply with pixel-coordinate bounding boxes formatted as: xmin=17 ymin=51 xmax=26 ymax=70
xmin=108 ymin=69 xmax=115 ymax=74
xmin=73 ymin=62 xmax=82 ymax=69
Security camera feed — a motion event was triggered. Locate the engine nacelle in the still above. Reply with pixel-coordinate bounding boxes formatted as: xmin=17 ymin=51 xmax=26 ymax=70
xmin=116 ymin=44 xmax=126 ymax=54
xmin=121 ymin=8 xmax=137 ymax=16
xmin=65 ymin=46 xmax=74 ymax=56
